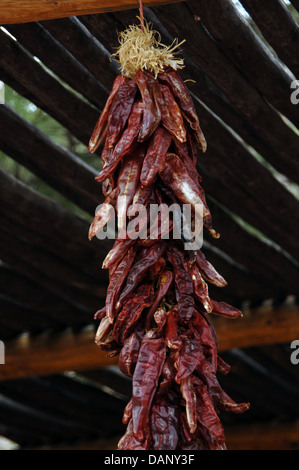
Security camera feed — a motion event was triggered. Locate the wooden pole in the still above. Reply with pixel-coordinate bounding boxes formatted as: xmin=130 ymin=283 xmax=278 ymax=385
xmin=0 ymin=0 xmax=183 ymax=25
xmin=0 ymin=304 xmax=298 ymax=381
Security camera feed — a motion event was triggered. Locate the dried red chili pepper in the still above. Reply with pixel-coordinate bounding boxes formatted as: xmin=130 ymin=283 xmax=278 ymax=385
xmin=134 ymin=69 xmax=161 ymax=142
xmin=105 ymin=79 xmax=137 ymax=148
xmin=158 ymin=67 xmax=207 ymax=153
xmin=157 ymin=83 xmax=187 ymax=143
xmin=140 ymin=127 xmax=172 ymax=188
xmin=116 ymin=241 xmax=166 ymax=310
xmin=105 ymin=246 xmax=137 ymax=323
xmin=89 ymin=75 xmax=130 ymax=153
xmin=132 ymin=328 xmax=167 ymax=441
xmin=95 ymin=102 xmax=143 ymax=183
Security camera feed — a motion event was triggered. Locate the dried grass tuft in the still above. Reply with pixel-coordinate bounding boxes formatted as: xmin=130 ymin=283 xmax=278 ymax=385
xmin=112 ymin=19 xmax=185 ymax=78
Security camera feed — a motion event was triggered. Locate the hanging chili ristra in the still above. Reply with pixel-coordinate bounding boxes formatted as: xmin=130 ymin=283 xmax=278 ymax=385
xmin=88 ymin=11 xmax=249 ymax=451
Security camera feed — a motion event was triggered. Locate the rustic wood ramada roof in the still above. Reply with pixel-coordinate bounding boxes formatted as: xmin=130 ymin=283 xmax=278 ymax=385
xmin=0 ymin=0 xmax=299 ymax=450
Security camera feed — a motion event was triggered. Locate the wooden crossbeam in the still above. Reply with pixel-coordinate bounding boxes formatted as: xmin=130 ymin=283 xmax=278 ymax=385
xmin=0 ymin=304 xmax=298 ymax=381
xmin=0 ymin=0 xmax=182 ymax=25
xmin=32 ymin=422 xmax=299 ymax=450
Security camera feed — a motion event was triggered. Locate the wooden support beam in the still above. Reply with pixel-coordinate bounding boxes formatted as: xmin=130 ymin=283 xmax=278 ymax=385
xmin=30 ymin=421 xmax=299 ymax=450
xmin=0 ymin=0 xmax=182 ymax=25
xmin=1 ymin=305 xmax=298 ymax=381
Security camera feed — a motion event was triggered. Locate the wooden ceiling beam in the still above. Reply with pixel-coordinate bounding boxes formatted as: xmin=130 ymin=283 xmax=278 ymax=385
xmin=0 ymin=0 xmax=182 ymax=25
xmin=28 ymin=421 xmax=299 ymax=450
xmin=1 ymin=304 xmax=298 ymax=381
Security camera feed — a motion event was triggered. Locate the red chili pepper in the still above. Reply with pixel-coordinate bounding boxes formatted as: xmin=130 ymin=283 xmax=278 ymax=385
xmin=165 ymin=305 xmax=182 ymax=351
xmin=211 ymin=299 xmax=243 ymax=319
xmin=102 ymin=239 xmax=135 ymax=270
xmin=105 ymin=79 xmax=137 ymax=148
xmin=118 ymin=327 xmax=144 ymax=378
xmin=155 ymin=83 xmax=187 ymax=143
xmin=105 ymin=246 xmax=137 ymax=323
xmin=190 ymin=262 xmax=213 ymax=313
xmin=89 ymin=75 xmax=130 ymax=153
xmin=166 ymin=248 xmax=194 ymax=322
xmin=118 ymin=418 xmax=151 ymax=450
xmin=194 ymin=378 xmax=226 ymax=450
xmin=116 ymin=241 xmax=166 ymax=310
xmin=134 ymin=69 xmax=161 ymax=142
xmin=159 ymin=153 xmax=217 ymax=237
xmin=132 ymin=329 xmax=167 ymax=441
xmin=180 ymin=375 xmax=197 ymax=434
xmin=95 ymin=102 xmax=143 ymax=183
xmin=140 ymin=127 xmax=172 ymax=188
xmin=196 ymin=250 xmax=228 ymax=287
xmin=145 ymin=270 xmax=174 ymax=330
xmin=88 ymin=187 xmax=118 ymax=241
xmin=158 ymin=67 xmax=207 ymax=153
xmin=116 ymin=146 xmax=144 ymax=234
xmin=113 ymin=284 xmax=154 ymax=344
xmin=150 ymin=397 xmax=179 ymax=450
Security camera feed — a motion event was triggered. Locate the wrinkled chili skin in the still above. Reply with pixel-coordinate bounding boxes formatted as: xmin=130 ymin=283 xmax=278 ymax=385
xmin=105 ymin=246 xmax=136 ymax=323
xmin=135 ymin=69 xmax=161 ymax=142
xmin=140 ymin=127 xmax=172 ymax=188
xmin=117 ymin=241 xmax=166 ymax=310
xmin=89 ymin=75 xmax=129 ymax=154
xmin=132 ymin=332 xmax=167 ymax=441
xmin=105 ymin=79 xmax=137 ymax=148
xmin=158 ymin=67 xmax=207 ymax=153
xmin=95 ymin=102 xmax=143 ymax=183
xmin=157 ymin=84 xmax=186 ymax=143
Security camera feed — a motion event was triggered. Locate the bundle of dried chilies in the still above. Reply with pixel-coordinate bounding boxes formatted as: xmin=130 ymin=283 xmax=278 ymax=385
xmin=88 ymin=20 xmax=249 ymax=450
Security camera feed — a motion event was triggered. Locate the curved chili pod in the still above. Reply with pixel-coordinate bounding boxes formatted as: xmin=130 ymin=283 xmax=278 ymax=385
xmin=158 ymin=84 xmax=187 ymax=143
xmin=88 ymin=187 xmax=118 ymax=241
xmin=158 ymin=67 xmax=207 ymax=152
xmin=134 ymin=69 xmax=161 ymax=142
xmin=95 ymin=102 xmax=143 ymax=183
xmin=105 ymin=246 xmax=137 ymax=323
xmin=116 ymin=241 xmax=166 ymax=310
xmin=132 ymin=330 xmax=167 ymax=441
xmin=140 ymin=127 xmax=172 ymax=188
xmin=196 ymin=250 xmax=228 ymax=287
xmin=105 ymin=79 xmax=137 ymax=148
xmin=116 ymin=146 xmax=144 ymax=234
xmin=159 ymin=153 xmax=219 ymax=238
xmin=150 ymin=397 xmax=179 ymax=450
xmin=211 ymin=299 xmax=243 ymax=319
xmin=89 ymin=75 xmax=129 ymax=153
xmin=118 ymin=327 xmax=144 ymax=378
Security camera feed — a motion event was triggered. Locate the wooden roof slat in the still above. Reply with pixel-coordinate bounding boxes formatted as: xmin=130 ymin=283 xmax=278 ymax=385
xmin=0 ymin=104 xmax=100 ymax=215
xmin=0 ymin=225 xmax=106 ymax=299
xmin=0 ymin=0 xmax=183 ymax=24
xmin=193 ymin=100 xmax=299 ymax=263
xmin=188 ymin=0 xmax=299 ymax=128
xmin=240 ymin=0 xmax=299 ymax=79
xmin=150 ymin=4 xmax=299 ymax=184
xmin=225 ymin=422 xmax=299 ymax=450
xmin=0 ymin=29 xmax=99 ymax=145
xmin=0 ymin=294 xmax=64 ymax=333
xmin=0 ymin=227 xmax=105 ymax=312
xmin=0 ymin=169 xmax=109 ymax=273
xmin=40 ymin=16 xmax=119 ymax=90
xmin=202 ymin=246 xmax=274 ymax=303
xmin=0 ymin=377 xmax=125 ymax=434
xmin=1 ymin=304 xmax=299 ymax=381
xmin=0 ymin=265 xmax=93 ymax=325
xmin=5 ymin=22 xmax=109 ymax=111
xmin=208 ymin=199 xmax=299 ymax=296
